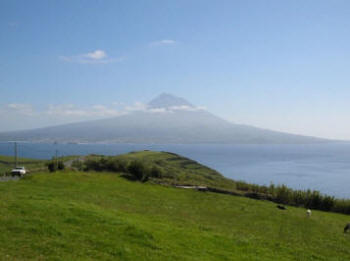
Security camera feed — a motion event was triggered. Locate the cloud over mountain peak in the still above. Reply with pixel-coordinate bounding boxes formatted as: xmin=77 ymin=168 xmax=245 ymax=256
xmin=148 ymin=93 xmax=194 ymax=109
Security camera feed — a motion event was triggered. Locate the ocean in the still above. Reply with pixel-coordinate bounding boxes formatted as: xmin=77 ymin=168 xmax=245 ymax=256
xmin=1 ymin=142 xmax=350 ymax=198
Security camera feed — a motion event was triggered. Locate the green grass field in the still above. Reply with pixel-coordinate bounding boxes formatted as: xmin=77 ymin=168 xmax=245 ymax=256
xmin=0 ymin=155 xmax=47 ymax=175
xmin=0 ymin=155 xmax=81 ymax=176
xmin=1 ymin=170 xmax=350 ymax=260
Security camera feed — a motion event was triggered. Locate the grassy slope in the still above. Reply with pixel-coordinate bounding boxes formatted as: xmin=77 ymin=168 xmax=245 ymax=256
xmin=0 ymin=172 xmax=350 ymax=260
xmin=92 ymin=150 xmax=238 ymax=191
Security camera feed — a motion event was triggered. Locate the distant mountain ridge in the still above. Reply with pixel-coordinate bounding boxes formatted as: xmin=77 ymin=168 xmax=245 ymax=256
xmin=0 ymin=94 xmax=330 ymax=144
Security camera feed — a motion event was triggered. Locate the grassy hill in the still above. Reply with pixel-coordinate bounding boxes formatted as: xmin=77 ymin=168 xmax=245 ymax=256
xmin=95 ymin=150 xmax=238 ymax=190
xmin=78 ymin=151 xmax=350 ymax=216
xmin=1 ymin=170 xmax=350 ymax=260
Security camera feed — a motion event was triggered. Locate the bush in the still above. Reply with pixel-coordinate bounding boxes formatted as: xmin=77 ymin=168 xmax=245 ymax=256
xmin=128 ymin=160 xmax=147 ymax=182
xmin=46 ymin=160 xmax=65 ymax=172
xmin=84 ymin=158 xmax=102 ymax=171
xmin=83 ymin=157 xmax=128 ymax=173
xmin=46 ymin=162 xmax=56 ymax=172
xmin=231 ymin=180 xmax=350 ymax=215
xmin=58 ymin=161 xmax=65 ymax=170
xmin=275 ymin=185 xmax=291 ymax=204
xmin=106 ymin=158 xmax=127 ymax=172
xmin=82 ymin=157 xmax=154 ymax=182
xmin=149 ymin=166 xmax=163 ymax=178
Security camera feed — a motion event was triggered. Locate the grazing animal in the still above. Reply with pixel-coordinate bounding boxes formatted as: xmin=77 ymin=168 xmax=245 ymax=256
xmin=277 ymin=205 xmax=286 ymax=210
xmin=344 ymin=223 xmax=350 ymax=233
xmin=306 ymin=209 xmax=312 ymax=217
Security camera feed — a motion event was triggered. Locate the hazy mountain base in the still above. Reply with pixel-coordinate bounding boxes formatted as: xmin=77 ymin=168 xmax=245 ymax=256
xmin=0 ymin=94 xmax=330 ymax=143
xmin=0 ymin=110 xmax=328 ymax=143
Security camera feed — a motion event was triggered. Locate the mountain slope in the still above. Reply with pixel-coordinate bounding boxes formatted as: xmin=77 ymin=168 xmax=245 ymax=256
xmin=0 ymin=94 xmax=329 ymax=143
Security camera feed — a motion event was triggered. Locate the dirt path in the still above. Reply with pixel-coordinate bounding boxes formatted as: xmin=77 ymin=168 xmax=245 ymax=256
xmin=64 ymin=156 xmax=86 ymax=168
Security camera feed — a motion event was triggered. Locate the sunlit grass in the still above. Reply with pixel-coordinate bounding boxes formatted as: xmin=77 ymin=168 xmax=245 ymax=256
xmin=0 ymin=171 xmax=349 ymax=260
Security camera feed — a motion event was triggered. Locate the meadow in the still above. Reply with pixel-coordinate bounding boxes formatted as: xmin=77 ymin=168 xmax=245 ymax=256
xmin=0 ymin=170 xmax=350 ymax=260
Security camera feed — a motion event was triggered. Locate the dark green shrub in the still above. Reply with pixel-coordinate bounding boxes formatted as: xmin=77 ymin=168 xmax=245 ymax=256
xmin=308 ymin=191 xmax=322 ymax=209
xmin=57 ymin=161 xmax=65 ymax=170
xmin=128 ymin=160 xmax=146 ymax=181
xmin=232 ymin=180 xmax=348 ymax=214
xmin=149 ymin=166 xmax=163 ymax=178
xmin=46 ymin=162 xmax=56 ymax=172
xmin=84 ymin=159 xmax=102 ymax=171
xmin=83 ymin=157 xmax=128 ymax=173
xmin=235 ymin=181 xmax=251 ymax=192
xmin=291 ymin=190 xmax=305 ymax=206
xmin=46 ymin=160 xmax=65 ymax=172
xmin=321 ymin=195 xmax=335 ymax=211
xmin=106 ymin=158 xmax=127 ymax=172
xmin=275 ymin=185 xmax=291 ymax=204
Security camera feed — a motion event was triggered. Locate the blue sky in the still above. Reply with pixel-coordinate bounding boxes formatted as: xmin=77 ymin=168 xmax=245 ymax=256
xmin=1 ymin=0 xmax=350 ymax=139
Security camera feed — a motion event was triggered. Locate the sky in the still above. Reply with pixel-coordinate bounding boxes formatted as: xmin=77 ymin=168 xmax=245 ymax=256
xmin=1 ymin=0 xmax=350 ymax=140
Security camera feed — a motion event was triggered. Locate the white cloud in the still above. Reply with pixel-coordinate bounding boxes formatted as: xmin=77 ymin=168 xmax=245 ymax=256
xmin=90 ymin=105 xmax=124 ymax=117
xmin=149 ymin=39 xmax=177 ymax=47
xmin=125 ymin=102 xmax=148 ymax=112
xmin=4 ymin=103 xmax=35 ymax=116
xmin=123 ymin=102 xmax=205 ymax=114
xmin=0 ymin=102 xmax=206 ymax=119
xmin=47 ymin=104 xmax=88 ymax=117
xmin=46 ymin=104 xmax=123 ymax=117
xmin=60 ymin=50 xmax=123 ymax=64
xmin=84 ymin=50 xmax=106 ymax=60
xmin=168 ymin=105 xmax=205 ymax=112
xmin=148 ymin=108 xmax=168 ymax=113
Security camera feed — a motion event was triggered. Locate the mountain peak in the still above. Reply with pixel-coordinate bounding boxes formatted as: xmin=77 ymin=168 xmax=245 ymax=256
xmin=148 ymin=93 xmax=194 ymax=109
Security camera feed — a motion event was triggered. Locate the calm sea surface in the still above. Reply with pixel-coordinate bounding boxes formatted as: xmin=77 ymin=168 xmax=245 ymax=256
xmin=1 ymin=142 xmax=350 ymax=198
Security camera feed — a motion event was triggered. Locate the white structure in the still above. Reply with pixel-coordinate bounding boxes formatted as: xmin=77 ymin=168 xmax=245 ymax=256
xmin=306 ymin=209 xmax=312 ymax=217
xmin=11 ymin=166 xmax=26 ymax=177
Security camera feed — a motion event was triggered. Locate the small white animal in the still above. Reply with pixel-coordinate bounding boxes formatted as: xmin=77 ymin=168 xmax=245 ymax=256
xmin=306 ymin=209 xmax=312 ymax=217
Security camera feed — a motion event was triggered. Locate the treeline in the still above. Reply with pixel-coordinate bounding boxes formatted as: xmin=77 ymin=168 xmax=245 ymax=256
xmin=72 ymin=157 xmax=162 ymax=182
xmin=234 ymin=181 xmax=350 ymax=215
